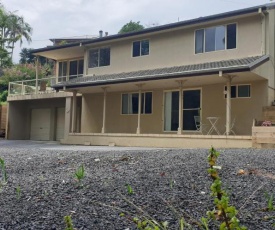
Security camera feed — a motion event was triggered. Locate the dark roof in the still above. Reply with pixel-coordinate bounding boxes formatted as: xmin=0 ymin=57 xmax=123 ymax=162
xmin=53 ymin=55 xmax=269 ymax=90
xmin=32 ymin=3 xmax=274 ymax=54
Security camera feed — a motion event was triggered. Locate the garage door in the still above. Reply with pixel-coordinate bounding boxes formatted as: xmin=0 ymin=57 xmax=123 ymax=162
xmin=30 ymin=109 xmax=51 ymax=141
xmin=56 ymin=107 xmax=65 ymax=141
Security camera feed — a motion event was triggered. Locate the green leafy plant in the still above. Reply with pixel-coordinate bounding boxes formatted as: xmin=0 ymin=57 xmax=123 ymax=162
xmin=16 ymin=185 xmax=21 ymax=200
xmin=126 ymin=184 xmax=134 ymax=195
xmin=74 ymin=165 xmax=85 ymax=185
xmin=207 ymin=147 xmax=247 ymax=230
xmin=0 ymin=157 xmax=7 ymax=183
xmin=200 ymin=217 xmax=210 ymax=230
xmin=170 ymin=179 xmax=175 ymax=189
xmin=132 ymin=217 xmax=169 ymax=230
xmin=64 ymin=215 xmax=74 ymax=230
xmin=264 ymin=192 xmax=274 ymax=211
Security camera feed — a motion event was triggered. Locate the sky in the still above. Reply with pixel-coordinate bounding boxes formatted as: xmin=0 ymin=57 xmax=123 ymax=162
xmin=0 ymin=0 xmax=271 ymax=63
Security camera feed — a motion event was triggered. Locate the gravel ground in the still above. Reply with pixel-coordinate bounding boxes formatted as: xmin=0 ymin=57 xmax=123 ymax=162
xmin=0 ymin=140 xmax=274 ymax=230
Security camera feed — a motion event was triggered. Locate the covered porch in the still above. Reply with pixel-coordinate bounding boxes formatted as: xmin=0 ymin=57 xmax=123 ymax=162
xmin=59 ymin=56 xmax=269 ymax=148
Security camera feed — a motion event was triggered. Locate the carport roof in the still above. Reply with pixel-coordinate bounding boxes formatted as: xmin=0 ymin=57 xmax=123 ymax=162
xmin=52 ymin=55 xmax=269 ymax=90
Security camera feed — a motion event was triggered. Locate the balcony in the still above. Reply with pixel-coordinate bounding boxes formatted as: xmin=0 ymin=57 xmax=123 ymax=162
xmin=8 ymin=75 xmax=83 ymax=96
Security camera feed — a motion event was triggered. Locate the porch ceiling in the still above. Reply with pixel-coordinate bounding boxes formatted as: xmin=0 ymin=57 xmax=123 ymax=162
xmin=35 ymin=46 xmax=85 ymax=60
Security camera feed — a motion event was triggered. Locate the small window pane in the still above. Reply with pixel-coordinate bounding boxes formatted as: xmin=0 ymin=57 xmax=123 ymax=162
xmin=227 ymin=24 xmax=236 ymax=49
xmin=141 ymin=93 xmax=145 ymax=114
xmin=122 ymin=94 xmax=128 ymax=114
xmin=69 ymin=60 xmax=78 ymax=76
xmin=231 ymin=86 xmax=237 ymax=98
xmin=171 ymin=91 xmax=179 ymax=131
xmin=195 ymin=29 xmax=204 ymax=54
xmin=215 ymin=26 xmax=225 ymax=50
xmin=133 ymin=41 xmax=140 ymax=57
xmin=141 ymin=40 xmax=149 ymax=55
xmin=238 ymin=85 xmax=250 ymax=97
xmin=62 ymin=62 xmax=67 ymax=76
xmin=78 ymin=59 xmax=84 ymax=75
xmin=88 ymin=49 xmax=99 ymax=68
xmin=145 ymin=92 xmax=152 ymax=114
xmin=99 ymin=48 xmax=110 ymax=66
xmin=58 ymin=62 xmax=63 ymax=76
xmin=131 ymin=93 xmax=139 ymax=114
xmin=205 ymin=27 xmax=215 ymax=52
xmin=225 ymin=86 xmax=236 ymax=98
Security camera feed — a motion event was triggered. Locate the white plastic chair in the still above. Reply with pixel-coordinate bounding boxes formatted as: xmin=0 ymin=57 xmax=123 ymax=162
xmin=223 ymin=117 xmax=236 ymax=135
xmin=194 ymin=116 xmax=208 ymax=134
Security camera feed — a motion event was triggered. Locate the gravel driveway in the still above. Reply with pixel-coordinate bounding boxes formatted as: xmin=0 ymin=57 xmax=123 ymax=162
xmin=0 ymin=140 xmax=274 ymax=229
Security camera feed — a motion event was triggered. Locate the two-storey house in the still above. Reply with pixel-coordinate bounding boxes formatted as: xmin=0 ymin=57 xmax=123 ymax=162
xmin=6 ymin=3 xmax=275 ymax=148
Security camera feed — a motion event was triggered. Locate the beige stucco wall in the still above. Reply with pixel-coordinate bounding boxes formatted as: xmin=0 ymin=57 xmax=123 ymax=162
xmin=7 ymin=98 xmax=66 ymax=140
xmin=202 ymin=80 xmax=268 ymax=135
xmin=81 ymin=91 xmax=163 ymax=134
xmin=7 ymin=101 xmax=29 ymax=139
xmin=86 ymin=14 xmax=262 ymax=76
xmin=80 ymin=79 xmax=268 ymax=136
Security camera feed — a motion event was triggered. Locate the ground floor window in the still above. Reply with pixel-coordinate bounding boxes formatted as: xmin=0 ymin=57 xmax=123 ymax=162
xmin=122 ymin=92 xmax=152 ymax=114
xmin=225 ymin=84 xmax=250 ymax=98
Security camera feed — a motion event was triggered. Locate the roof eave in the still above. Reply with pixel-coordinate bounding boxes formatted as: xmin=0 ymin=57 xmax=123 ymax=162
xmin=52 ymin=66 xmax=250 ymax=90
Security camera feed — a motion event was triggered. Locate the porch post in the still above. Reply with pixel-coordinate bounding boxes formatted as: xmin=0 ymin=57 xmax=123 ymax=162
xmin=225 ymin=76 xmax=232 ymax=135
xmin=35 ymin=56 xmax=39 ymax=94
xmin=177 ymin=80 xmax=184 ymax=135
xmin=64 ymin=97 xmax=72 ymax=138
xmin=72 ymin=90 xmax=77 ymax=133
xmin=136 ymin=84 xmax=143 ymax=134
xmin=101 ymin=87 xmax=107 ymax=133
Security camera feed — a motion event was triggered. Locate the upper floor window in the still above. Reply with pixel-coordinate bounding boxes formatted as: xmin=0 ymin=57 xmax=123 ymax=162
xmin=224 ymin=84 xmax=250 ymax=98
xmin=195 ymin=23 xmax=236 ymax=54
xmin=122 ymin=92 xmax=152 ymax=114
xmin=58 ymin=59 xmax=83 ymax=81
xmin=132 ymin=40 xmax=149 ymax=57
xmin=58 ymin=61 xmax=67 ymax=77
xmin=69 ymin=59 xmax=84 ymax=79
xmin=88 ymin=47 xmax=110 ymax=68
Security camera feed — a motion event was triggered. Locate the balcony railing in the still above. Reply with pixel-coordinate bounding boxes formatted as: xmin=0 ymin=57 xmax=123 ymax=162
xmin=9 ymin=76 xmax=57 ymax=96
xmin=8 ymin=74 xmax=83 ymax=96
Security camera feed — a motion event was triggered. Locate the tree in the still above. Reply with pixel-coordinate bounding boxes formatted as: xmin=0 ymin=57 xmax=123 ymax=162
xmin=19 ymin=48 xmax=35 ymax=64
xmin=6 ymin=13 xmax=32 ymax=59
xmin=118 ymin=20 xmax=144 ymax=34
xmin=0 ymin=5 xmax=32 ymax=67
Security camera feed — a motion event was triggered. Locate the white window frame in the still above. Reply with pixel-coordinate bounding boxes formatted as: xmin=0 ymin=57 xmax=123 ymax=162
xmin=195 ymin=23 xmax=237 ymax=54
xmin=132 ymin=39 xmax=150 ymax=57
xmin=121 ymin=92 xmax=153 ymax=115
xmin=57 ymin=58 xmax=84 ymax=82
xmin=224 ymin=84 xmax=251 ymax=99
xmin=162 ymin=88 xmax=202 ymax=132
xmin=69 ymin=59 xmax=84 ymax=80
xmin=88 ymin=47 xmax=110 ymax=68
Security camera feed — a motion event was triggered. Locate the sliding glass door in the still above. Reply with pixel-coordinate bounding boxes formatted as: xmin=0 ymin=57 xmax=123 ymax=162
xmin=183 ymin=90 xmax=201 ymax=131
xmin=164 ymin=89 xmax=201 ymax=131
xmin=164 ymin=91 xmax=179 ymax=131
